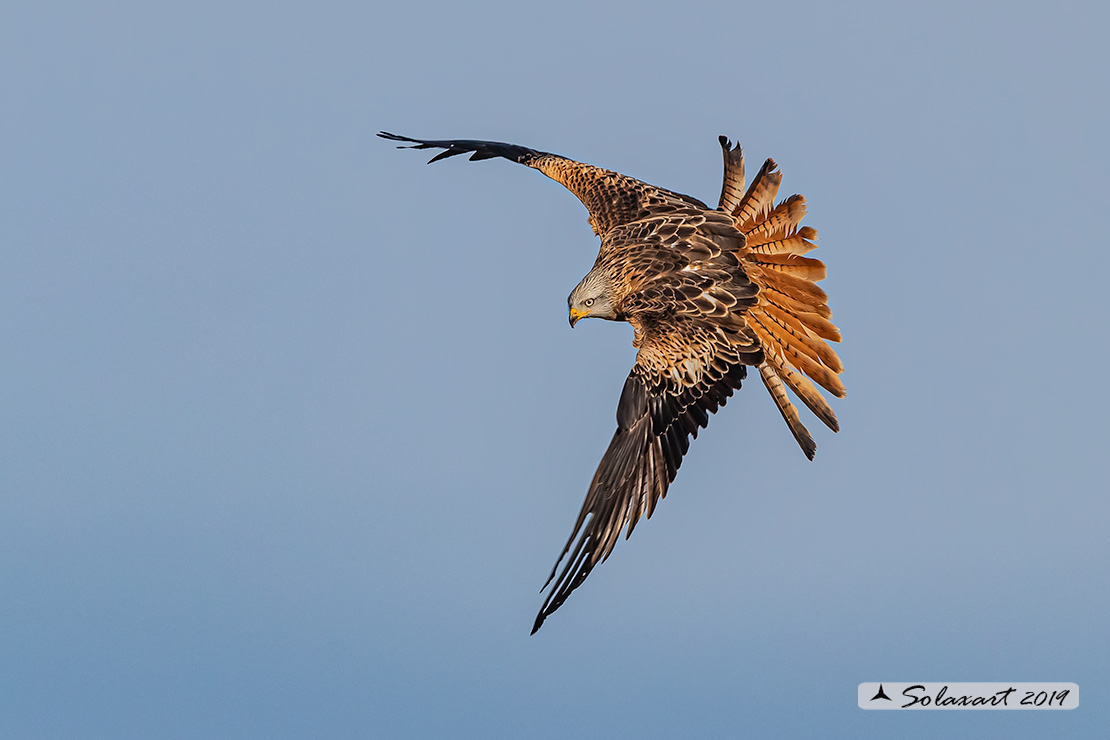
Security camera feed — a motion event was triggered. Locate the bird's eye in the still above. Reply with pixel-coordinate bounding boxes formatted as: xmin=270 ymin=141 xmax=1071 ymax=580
xmin=584 ymin=298 xmax=595 ymax=307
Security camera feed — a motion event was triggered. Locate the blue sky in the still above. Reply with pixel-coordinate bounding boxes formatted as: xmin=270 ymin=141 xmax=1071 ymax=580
xmin=2 ymin=1 xmax=1108 ymax=738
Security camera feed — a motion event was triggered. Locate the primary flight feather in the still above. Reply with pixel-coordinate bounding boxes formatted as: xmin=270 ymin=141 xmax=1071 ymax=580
xmin=380 ymin=132 xmax=844 ymax=633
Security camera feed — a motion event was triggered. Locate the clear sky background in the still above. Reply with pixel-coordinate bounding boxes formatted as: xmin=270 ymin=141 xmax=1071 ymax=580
xmin=2 ymin=1 xmax=1108 ymax=738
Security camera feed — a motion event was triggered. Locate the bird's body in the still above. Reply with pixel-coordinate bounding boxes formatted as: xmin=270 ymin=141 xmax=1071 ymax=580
xmin=380 ymin=132 xmax=844 ymax=633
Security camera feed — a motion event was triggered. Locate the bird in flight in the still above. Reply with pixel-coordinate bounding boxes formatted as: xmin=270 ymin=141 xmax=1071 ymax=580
xmin=380 ymin=132 xmax=844 ymax=633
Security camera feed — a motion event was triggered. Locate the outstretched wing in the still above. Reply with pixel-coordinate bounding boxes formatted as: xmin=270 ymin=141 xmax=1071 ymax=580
xmin=532 ymin=225 xmax=764 ymax=633
xmin=379 ymin=132 xmax=709 ymax=236
xmin=533 ymin=318 xmax=761 ymax=633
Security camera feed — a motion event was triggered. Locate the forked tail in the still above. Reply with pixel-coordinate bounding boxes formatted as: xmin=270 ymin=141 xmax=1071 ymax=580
xmin=717 ymin=138 xmax=844 ymax=459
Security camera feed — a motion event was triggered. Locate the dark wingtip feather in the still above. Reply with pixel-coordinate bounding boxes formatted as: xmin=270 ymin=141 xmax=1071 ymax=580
xmin=378 ymin=132 xmax=456 ymax=163
xmin=378 ymin=131 xmax=421 ymax=148
xmin=427 ymin=148 xmax=462 ymax=164
xmin=379 ymin=133 xmax=547 ymax=167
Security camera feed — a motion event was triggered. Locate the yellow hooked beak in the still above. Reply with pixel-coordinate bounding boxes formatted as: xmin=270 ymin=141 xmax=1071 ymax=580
xmin=569 ymin=307 xmax=586 ymax=327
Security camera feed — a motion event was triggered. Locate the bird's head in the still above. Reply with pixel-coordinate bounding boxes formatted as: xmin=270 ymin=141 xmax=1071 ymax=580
xmin=568 ymin=270 xmax=618 ymax=327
